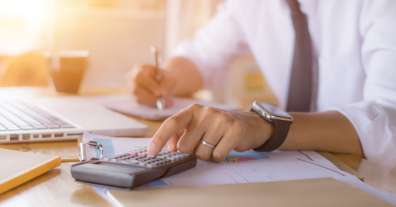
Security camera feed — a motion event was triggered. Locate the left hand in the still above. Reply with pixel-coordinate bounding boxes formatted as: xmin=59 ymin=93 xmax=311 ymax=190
xmin=128 ymin=64 xmax=176 ymax=108
xmin=147 ymin=104 xmax=273 ymax=162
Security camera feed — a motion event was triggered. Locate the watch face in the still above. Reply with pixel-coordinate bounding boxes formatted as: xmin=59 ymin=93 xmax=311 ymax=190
xmin=253 ymin=102 xmax=293 ymax=122
xmin=262 ymin=104 xmax=290 ymax=117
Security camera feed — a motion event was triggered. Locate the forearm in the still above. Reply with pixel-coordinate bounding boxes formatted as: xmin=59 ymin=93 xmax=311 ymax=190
xmin=164 ymin=56 xmax=204 ymax=97
xmin=280 ymin=111 xmax=363 ymax=156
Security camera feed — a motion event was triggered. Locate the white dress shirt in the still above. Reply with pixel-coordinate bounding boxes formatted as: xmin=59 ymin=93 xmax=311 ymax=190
xmin=173 ymin=0 xmax=396 ymax=167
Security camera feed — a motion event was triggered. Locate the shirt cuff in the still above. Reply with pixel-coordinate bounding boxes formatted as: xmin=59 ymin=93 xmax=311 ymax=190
xmin=335 ymin=101 xmax=396 ymax=168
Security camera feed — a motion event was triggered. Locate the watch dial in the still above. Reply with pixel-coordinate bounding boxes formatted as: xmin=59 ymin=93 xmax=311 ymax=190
xmin=259 ymin=103 xmax=291 ymax=118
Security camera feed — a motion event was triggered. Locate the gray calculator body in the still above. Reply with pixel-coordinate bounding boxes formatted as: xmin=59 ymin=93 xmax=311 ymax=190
xmin=71 ymin=149 xmax=197 ymax=188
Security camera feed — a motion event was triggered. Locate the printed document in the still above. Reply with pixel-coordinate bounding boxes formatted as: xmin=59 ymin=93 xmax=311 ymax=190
xmin=83 ymin=133 xmax=357 ymax=188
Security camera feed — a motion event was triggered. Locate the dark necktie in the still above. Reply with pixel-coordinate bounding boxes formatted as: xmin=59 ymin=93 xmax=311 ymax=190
xmin=286 ymin=0 xmax=315 ymax=112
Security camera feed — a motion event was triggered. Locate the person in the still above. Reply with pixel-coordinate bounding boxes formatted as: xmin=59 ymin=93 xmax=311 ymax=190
xmin=129 ymin=0 xmax=396 ymax=167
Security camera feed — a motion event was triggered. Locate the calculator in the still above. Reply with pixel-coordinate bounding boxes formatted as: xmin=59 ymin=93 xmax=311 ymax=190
xmin=71 ymin=147 xmax=197 ymax=188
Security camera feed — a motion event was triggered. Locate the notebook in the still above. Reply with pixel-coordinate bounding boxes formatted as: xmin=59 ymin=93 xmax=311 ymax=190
xmin=90 ymin=95 xmax=234 ymax=121
xmin=0 ymin=148 xmax=61 ymax=194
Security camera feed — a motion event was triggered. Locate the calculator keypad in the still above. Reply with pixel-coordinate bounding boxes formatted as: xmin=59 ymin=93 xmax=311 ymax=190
xmin=106 ymin=148 xmax=191 ymax=168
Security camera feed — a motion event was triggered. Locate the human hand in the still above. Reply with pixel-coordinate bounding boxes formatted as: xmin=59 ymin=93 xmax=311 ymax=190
xmin=147 ymin=104 xmax=273 ymax=162
xmin=129 ymin=64 xmax=176 ymax=108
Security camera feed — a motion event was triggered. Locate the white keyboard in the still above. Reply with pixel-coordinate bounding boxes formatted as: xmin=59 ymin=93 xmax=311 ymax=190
xmin=0 ymin=100 xmax=75 ymax=131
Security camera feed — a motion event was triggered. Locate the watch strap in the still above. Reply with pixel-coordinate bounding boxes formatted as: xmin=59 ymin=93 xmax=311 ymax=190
xmin=254 ymin=118 xmax=292 ymax=152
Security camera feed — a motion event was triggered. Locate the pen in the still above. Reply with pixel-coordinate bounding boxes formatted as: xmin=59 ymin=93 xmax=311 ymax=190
xmin=151 ymin=46 xmax=165 ymax=110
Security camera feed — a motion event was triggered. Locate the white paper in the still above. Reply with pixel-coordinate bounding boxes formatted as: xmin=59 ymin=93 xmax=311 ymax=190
xmin=85 ymin=134 xmax=395 ymax=206
xmin=90 ymin=95 xmax=234 ymax=120
xmin=82 ymin=133 xmax=357 ymax=187
xmin=159 ymin=151 xmax=357 ymax=188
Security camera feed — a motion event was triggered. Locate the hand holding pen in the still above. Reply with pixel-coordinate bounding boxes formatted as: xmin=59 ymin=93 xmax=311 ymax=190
xmin=129 ymin=47 xmax=175 ymax=109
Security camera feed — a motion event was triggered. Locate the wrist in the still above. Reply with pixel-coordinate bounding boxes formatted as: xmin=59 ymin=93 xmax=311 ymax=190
xmin=251 ymin=112 xmax=274 ymax=149
xmin=250 ymin=102 xmax=293 ymax=152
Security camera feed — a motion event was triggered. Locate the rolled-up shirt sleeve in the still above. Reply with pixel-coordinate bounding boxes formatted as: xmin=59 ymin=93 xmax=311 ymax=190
xmin=336 ymin=0 xmax=396 ymax=167
xmin=173 ymin=1 xmax=247 ymax=91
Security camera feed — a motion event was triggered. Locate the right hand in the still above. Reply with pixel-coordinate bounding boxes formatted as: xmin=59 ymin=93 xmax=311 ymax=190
xmin=129 ymin=64 xmax=176 ymax=108
xmin=147 ymin=104 xmax=272 ymax=162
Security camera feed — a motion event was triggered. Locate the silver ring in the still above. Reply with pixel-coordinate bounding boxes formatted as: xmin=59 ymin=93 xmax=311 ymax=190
xmin=201 ymin=140 xmax=215 ymax=149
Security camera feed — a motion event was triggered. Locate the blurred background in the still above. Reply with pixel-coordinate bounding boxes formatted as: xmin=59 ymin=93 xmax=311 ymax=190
xmin=0 ymin=0 xmax=277 ymax=107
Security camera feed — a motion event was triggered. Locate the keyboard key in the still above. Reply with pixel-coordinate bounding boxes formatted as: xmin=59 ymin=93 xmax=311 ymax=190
xmin=60 ymin=124 xmax=76 ymax=128
xmin=0 ymin=115 xmax=19 ymax=130
xmin=108 ymin=148 xmax=193 ymax=168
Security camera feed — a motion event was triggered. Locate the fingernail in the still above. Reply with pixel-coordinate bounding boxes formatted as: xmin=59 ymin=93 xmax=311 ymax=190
xmin=167 ymin=144 xmax=175 ymax=152
xmin=147 ymin=144 xmax=156 ymax=156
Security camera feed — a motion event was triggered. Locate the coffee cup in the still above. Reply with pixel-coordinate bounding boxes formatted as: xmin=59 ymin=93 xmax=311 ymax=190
xmin=49 ymin=51 xmax=89 ymax=94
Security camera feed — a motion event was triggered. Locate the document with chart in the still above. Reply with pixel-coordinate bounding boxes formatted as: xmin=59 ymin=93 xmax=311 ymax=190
xmin=82 ymin=133 xmax=358 ymax=189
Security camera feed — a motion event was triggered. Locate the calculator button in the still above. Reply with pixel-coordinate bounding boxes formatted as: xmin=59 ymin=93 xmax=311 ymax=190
xmin=146 ymin=163 xmax=158 ymax=168
xmin=101 ymin=149 xmax=192 ymax=168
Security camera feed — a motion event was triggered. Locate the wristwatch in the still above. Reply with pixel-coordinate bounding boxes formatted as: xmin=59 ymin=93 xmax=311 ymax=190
xmin=250 ymin=101 xmax=293 ymax=152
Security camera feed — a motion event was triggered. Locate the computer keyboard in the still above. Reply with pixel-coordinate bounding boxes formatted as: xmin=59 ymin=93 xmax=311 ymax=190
xmin=0 ymin=100 xmax=75 ymax=131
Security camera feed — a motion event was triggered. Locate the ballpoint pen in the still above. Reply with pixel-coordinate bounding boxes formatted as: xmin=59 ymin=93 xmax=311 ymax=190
xmin=151 ymin=46 xmax=165 ymax=111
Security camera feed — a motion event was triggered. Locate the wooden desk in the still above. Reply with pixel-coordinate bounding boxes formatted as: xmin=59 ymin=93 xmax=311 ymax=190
xmin=0 ymin=119 xmax=366 ymax=207
xmin=0 ymin=117 xmax=160 ymax=207
xmin=0 ymin=88 xmax=394 ymax=206
xmin=0 ymin=144 xmax=370 ymax=207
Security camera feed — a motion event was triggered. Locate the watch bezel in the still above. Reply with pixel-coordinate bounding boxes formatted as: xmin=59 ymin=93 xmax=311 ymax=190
xmin=252 ymin=101 xmax=293 ymax=122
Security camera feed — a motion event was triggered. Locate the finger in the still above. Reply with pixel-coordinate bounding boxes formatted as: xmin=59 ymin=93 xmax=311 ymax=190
xmin=135 ymin=65 xmax=162 ymax=95
xmin=176 ymin=119 xmax=206 ymax=154
xmin=194 ymin=137 xmax=217 ymax=161
xmin=166 ymin=130 xmax=184 ymax=152
xmin=135 ymin=87 xmax=173 ymax=109
xmin=211 ymin=122 xmax=243 ymax=162
xmin=166 ymin=135 xmax=179 ymax=152
xmin=148 ymin=105 xmax=196 ymax=156
xmin=133 ymin=87 xmax=157 ymax=107
xmin=194 ymin=120 xmax=227 ymax=160
xmin=176 ymin=106 xmax=216 ymax=154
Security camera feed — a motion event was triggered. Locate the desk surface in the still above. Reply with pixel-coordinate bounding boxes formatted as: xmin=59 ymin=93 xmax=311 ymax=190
xmin=0 ymin=118 xmax=160 ymax=207
xmin=0 ymin=88 xmax=395 ymax=206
